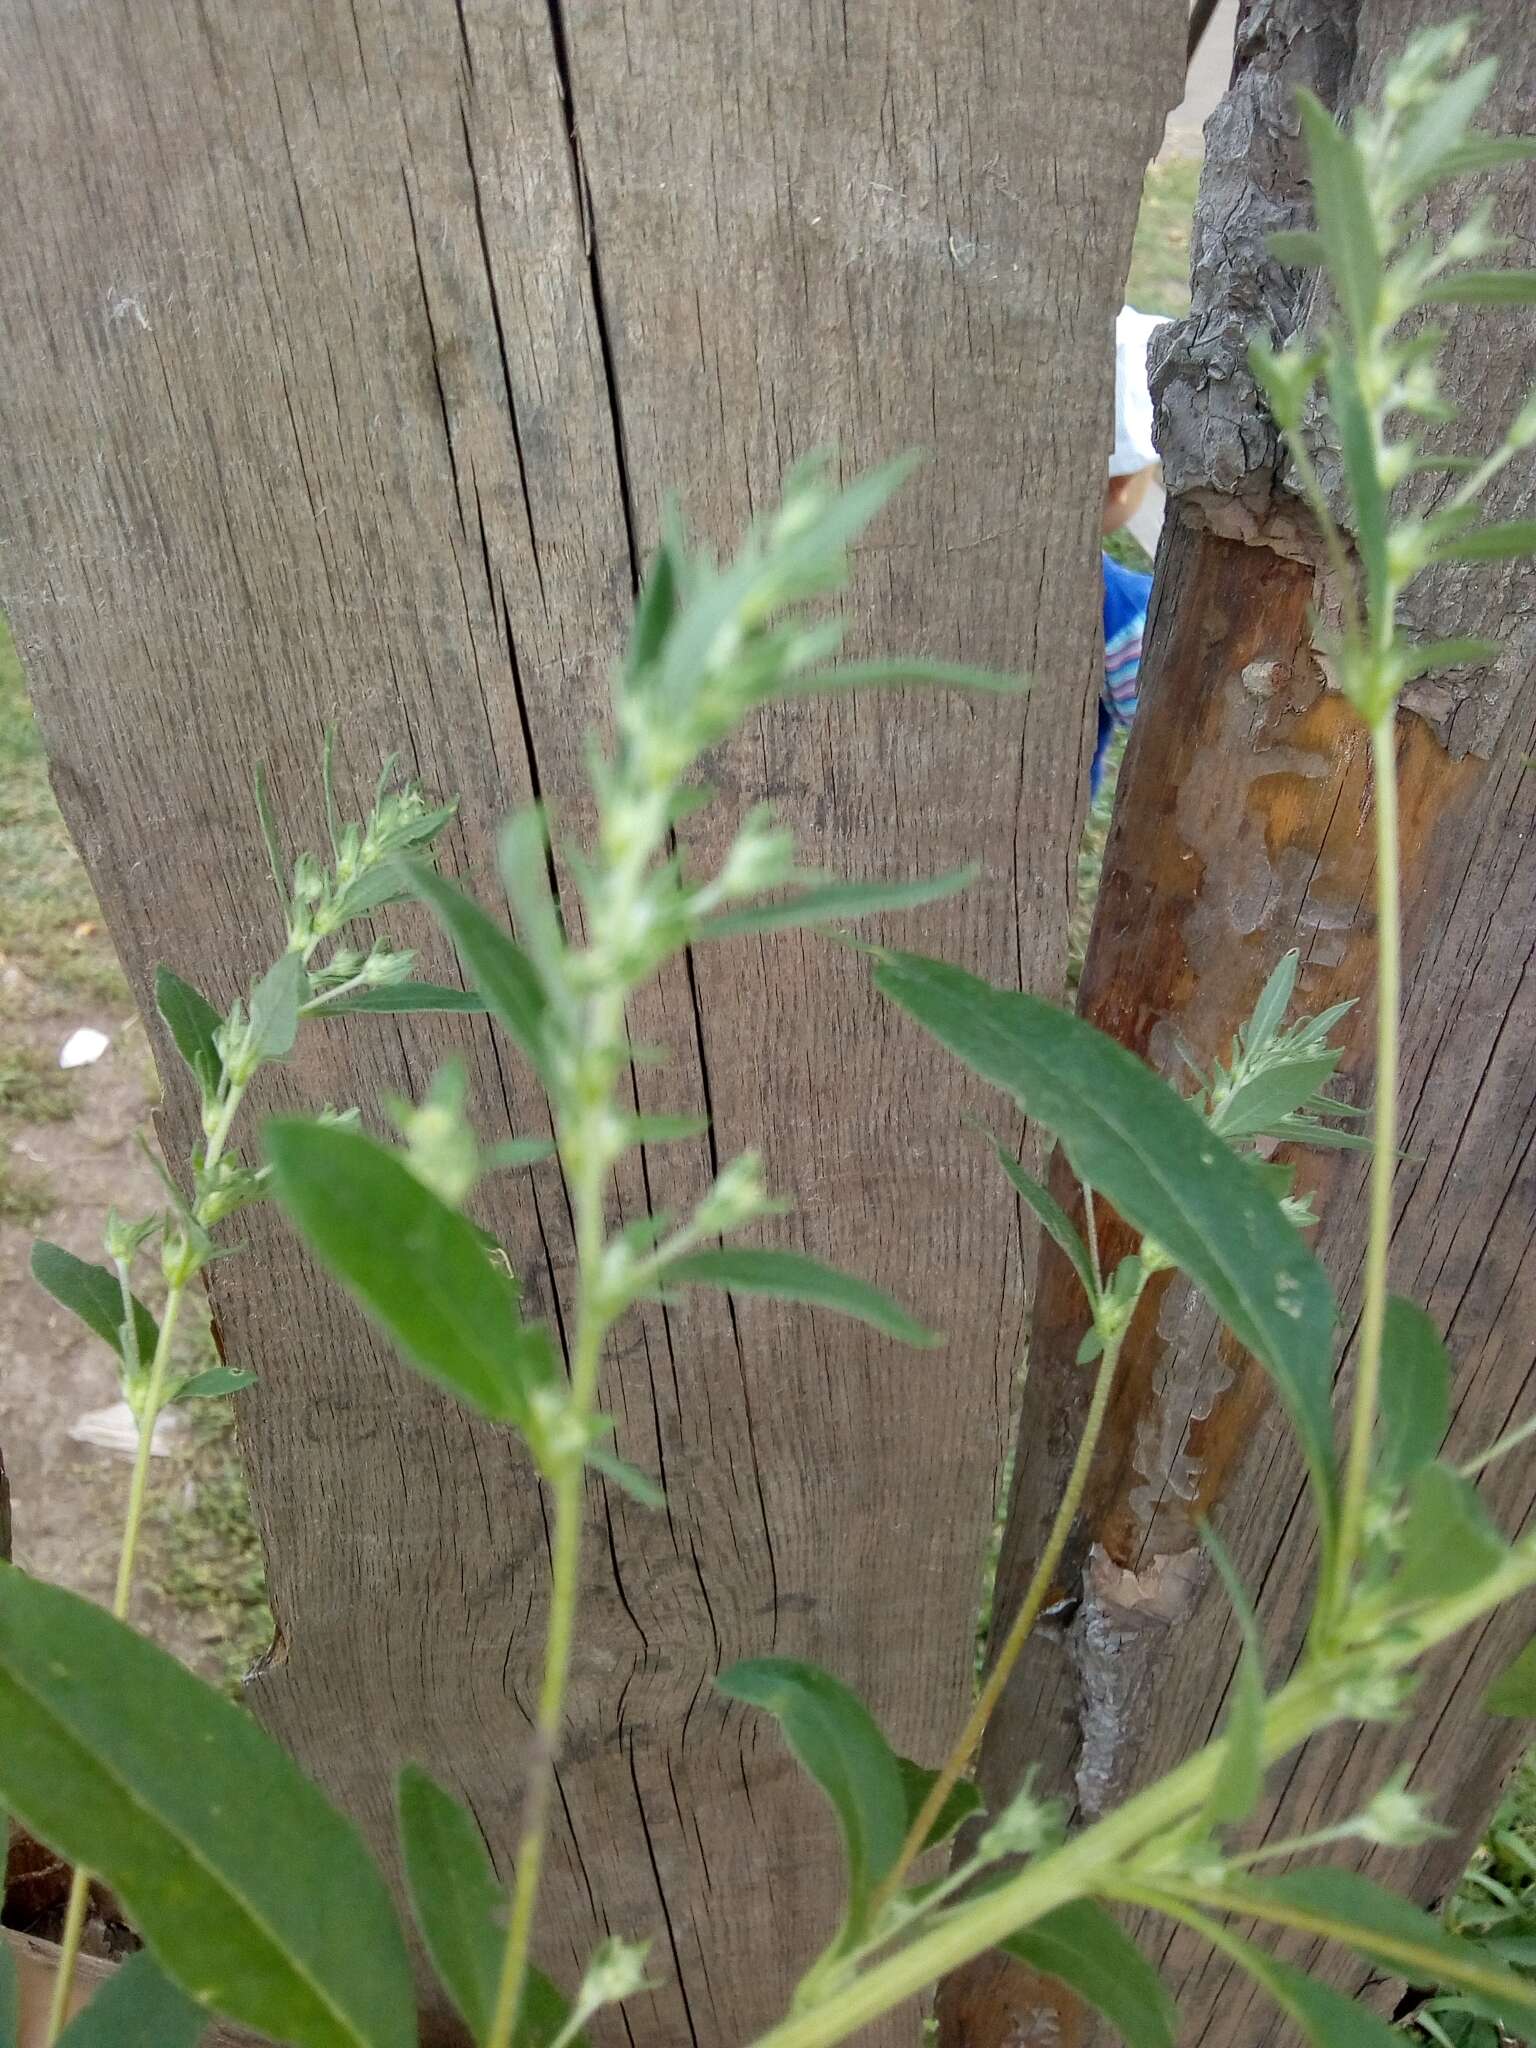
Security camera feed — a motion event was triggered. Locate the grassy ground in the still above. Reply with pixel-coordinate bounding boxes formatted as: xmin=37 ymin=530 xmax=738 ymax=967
xmin=0 ymin=620 xmax=271 ymax=1681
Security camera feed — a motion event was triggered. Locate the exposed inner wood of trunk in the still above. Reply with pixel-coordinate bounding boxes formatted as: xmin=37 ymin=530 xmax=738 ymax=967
xmin=942 ymin=2 xmax=1536 ymax=2037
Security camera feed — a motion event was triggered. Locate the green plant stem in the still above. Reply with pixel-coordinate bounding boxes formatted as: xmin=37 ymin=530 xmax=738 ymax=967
xmin=46 ymin=1081 xmax=247 ymax=2045
xmin=869 ymin=1321 xmax=1128 ymax=1920
xmin=46 ymin=1281 xmax=187 ymax=2043
xmin=487 ymin=991 xmax=623 ymax=2048
xmin=1333 ymin=714 xmax=1402 ymax=1615
xmin=745 ymin=1543 xmax=1536 ymax=2048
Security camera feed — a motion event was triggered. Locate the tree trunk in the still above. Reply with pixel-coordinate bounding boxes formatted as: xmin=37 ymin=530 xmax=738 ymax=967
xmin=0 ymin=2 xmax=1183 ymax=2038
xmin=942 ymin=4 xmax=1536 ymax=2044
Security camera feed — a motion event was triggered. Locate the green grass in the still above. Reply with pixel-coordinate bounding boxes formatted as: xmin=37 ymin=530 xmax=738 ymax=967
xmin=1125 ymin=156 xmax=1201 ymax=319
xmin=0 ymin=622 xmax=128 ymax=1012
xmin=151 ymin=1400 xmax=273 ymax=1700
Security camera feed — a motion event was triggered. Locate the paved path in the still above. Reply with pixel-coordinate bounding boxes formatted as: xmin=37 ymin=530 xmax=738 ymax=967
xmin=1160 ymin=0 xmax=1240 ymax=160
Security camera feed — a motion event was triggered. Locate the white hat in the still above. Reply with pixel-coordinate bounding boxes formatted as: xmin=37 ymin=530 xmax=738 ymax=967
xmin=1109 ymin=306 xmax=1171 ymax=478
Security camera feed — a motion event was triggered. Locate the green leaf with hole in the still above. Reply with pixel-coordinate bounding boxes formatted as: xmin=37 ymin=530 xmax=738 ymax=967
xmin=1375 ymin=1296 xmax=1450 ymax=1495
xmin=654 ymin=1247 xmax=938 ymax=1347
xmin=30 ymin=1242 xmax=159 ymax=1371
xmin=1484 ymin=1635 xmax=1536 ymax=1718
xmin=408 ymin=864 xmax=550 ymax=1085
xmin=988 ymin=1139 xmax=1096 ymax=1306
xmin=1201 ymin=1522 xmax=1264 ymax=1829
xmin=266 ymin=1119 xmax=552 ymax=1430
xmin=718 ymin=1658 xmax=907 ymax=1949
xmin=1000 ymin=1901 xmax=1177 ymax=2048
xmin=699 ymin=866 xmax=976 ymax=940
xmin=872 ymin=951 xmax=1337 ymax=1534
xmin=1226 ymin=1870 xmax=1536 ymax=2031
xmin=895 ymin=1758 xmax=982 ymax=1853
xmin=57 ymin=1951 xmax=207 ymax=2048
xmin=0 ymin=1564 xmax=414 ymax=2048
xmin=312 ymin=983 xmax=490 ymax=1016
xmin=155 ymin=967 xmax=225 ymax=1096
xmin=1392 ymin=1463 xmax=1508 ymax=1609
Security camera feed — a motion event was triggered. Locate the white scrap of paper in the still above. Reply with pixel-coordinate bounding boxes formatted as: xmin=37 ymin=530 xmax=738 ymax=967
xmin=59 ymin=1026 xmax=110 ymax=1068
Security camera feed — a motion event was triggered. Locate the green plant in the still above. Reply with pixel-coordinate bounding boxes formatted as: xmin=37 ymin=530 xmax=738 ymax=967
xmin=4 ymin=27 xmax=1536 ymax=2048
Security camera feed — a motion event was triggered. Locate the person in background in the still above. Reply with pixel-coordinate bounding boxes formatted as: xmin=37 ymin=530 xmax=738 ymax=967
xmin=1094 ymin=307 xmax=1171 ymax=798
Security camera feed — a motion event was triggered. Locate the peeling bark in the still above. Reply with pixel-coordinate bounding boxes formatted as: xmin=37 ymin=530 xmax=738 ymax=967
xmin=943 ymin=5 xmax=1536 ymax=2044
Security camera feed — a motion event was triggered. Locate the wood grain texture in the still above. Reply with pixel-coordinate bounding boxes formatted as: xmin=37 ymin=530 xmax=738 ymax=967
xmin=942 ymin=4 xmax=1536 ymax=2043
xmin=0 ymin=2 xmax=1183 ymax=2039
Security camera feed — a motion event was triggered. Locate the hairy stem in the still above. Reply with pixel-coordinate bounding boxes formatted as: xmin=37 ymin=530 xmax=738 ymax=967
xmin=488 ymin=994 xmax=620 ymax=2048
xmin=47 ymin=1081 xmax=247 ymax=2043
xmin=47 ymin=1282 xmax=187 ymax=2042
xmin=870 ymin=1319 xmax=1129 ymax=1918
xmin=1334 ymin=714 xmax=1402 ymax=1608
xmin=746 ymin=1544 xmax=1536 ymax=2048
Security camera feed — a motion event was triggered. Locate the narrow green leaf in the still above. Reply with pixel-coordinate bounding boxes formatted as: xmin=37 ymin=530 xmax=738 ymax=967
xmin=587 ymin=1445 xmax=666 ymax=1509
xmin=1000 ymin=1901 xmax=1177 ymax=2048
xmin=1215 ymin=1927 xmax=1402 ymax=2048
xmin=895 ymin=1758 xmax=983 ymax=1853
xmin=988 ymin=1140 xmax=1097 ymax=1306
xmin=1297 ymin=90 xmax=1381 ymax=340
xmin=312 ymin=983 xmax=490 ymax=1016
xmin=625 ymin=1114 xmax=709 ymax=1145
xmin=172 ymin=1366 xmax=257 ymax=1403
xmin=30 ymin=1242 xmax=159 ymax=1369
xmin=787 ymin=657 xmax=1026 ymax=698
xmin=626 ymin=537 xmax=680 ymax=682
xmin=1230 ymin=1869 xmax=1536 ymax=2031
xmin=717 ymin=1658 xmax=907 ymax=1946
xmin=155 ymin=967 xmax=225 ymax=1096
xmin=1375 ymin=1296 xmax=1450 ymax=1495
xmin=1422 ymin=270 xmax=1536 ymax=307
xmin=498 ymin=809 xmax=567 ymax=993
xmin=1244 ymin=951 xmax=1300 ymax=1056
xmin=1200 ymin=1522 xmax=1265 ymax=1829
xmin=872 ymin=952 xmax=1338 ymax=1531
xmin=397 ymin=1766 xmax=506 ymax=2045
xmin=1329 ymin=350 xmax=1391 ymax=627
xmin=1434 ymin=520 xmax=1536 ymax=562
xmin=699 ymin=866 xmax=977 ymax=940
xmin=484 ymin=1136 xmax=558 ymax=1168
xmin=0 ymin=1938 xmax=16 ymax=2048
xmin=408 ymin=863 xmax=550 ymax=1085
xmin=655 ymin=1246 xmax=939 ymax=1347
xmin=0 ymin=1565 xmax=414 ymax=2048
xmin=57 ymin=1951 xmax=206 ymax=2048
xmin=1424 ymin=137 xmax=1536 ymax=190
xmin=1485 ymin=1635 xmax=1536 ymax=1718
xmin=265 ymin=1119 xmax=550 ymax=1428
xmin=247 ymin=951 xmax=304 ymax=1064
xmin=251 ymin=761 xmax=289 ymax=912
xmin=1208 ymin=1053 xmax=1342 ymax=1144
xmin=1389 ymin=56 xmax=1498 ymax=201
xmin=1266 ymin=229 xmax=1325 ymax=268
xmin=1388 ymin=637 xmax=1498 ymax=686
xmin=1393 ymin=1463 xmax=1508 ymax=1609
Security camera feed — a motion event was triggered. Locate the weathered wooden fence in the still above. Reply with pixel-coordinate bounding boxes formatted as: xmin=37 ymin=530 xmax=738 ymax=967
xmin=943 ymin=4 xmax=1536 ymax=2044
xmin=0 ymin=2 xmax=1183 ymax=2039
